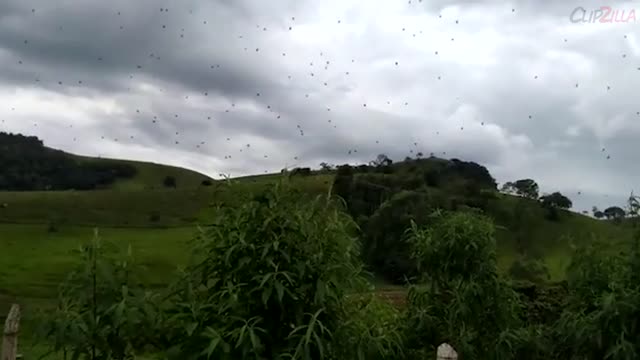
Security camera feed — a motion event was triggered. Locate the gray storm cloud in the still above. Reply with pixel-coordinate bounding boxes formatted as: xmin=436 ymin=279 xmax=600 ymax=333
xmin=0 ymin=0 xmax=639 ymax=212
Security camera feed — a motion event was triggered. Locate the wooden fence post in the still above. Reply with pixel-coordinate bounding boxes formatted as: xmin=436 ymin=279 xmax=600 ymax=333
xmin=2 ymin=304 xmax=20 ymax=360
xmin=436 ymin=343 xmax=458 ymax=360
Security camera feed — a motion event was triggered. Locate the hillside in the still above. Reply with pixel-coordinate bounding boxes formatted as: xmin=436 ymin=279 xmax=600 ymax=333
xmin=326 ymin=157 xmax=634 ymax=282
xmin=0 ymin=131 xmax=213 ymax=192
xmin=0 ymin=134 xmax=635 ymax=349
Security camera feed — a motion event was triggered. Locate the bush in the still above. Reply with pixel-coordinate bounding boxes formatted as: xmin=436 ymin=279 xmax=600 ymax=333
xmin=404 ymin=212 xmax=522 ymax=359
xmin=148 ymin=212 xmax=161 ymax=223
xmin=46 ymin=216 xmax=67 ymax=233
xmin=332 ymin=165 xmax=354 ymax=204
xmin=551 ymin=238 xmax=640 ymax=358
xmin=163 ymin=176 xmax=177 ymax=188
xmin=332 ymin=294 xmax=406 ymax=360
xmin=47 ymin=220 xmax=59 ymax=233
xmin=163 ymin=180 xmax=396 ymax=359
xmin=363 ymin=190 xmax=434 ymax=283
xmin=36 ymin=230 xmax=161 ymax=359
xmin=201 ymin=179 xmax=213 ymax=186
xmin=424 ymin=169 xmax=441 ymax=187
xmin=509 ymin=257 xmax=551 ymax=284
xmin=290 ymin=167 xmax=312 ymax=177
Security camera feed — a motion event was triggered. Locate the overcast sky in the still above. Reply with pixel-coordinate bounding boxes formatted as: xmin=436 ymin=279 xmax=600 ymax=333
xmin=0 ymin=0 xmax=639 ymax=212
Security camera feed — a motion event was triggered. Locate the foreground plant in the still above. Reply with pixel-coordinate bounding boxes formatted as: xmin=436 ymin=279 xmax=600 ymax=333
xmin=164 ymin=179 xmax=396 ymax=359
xmin=404 ymin=211 xmax=526 ymax=359
xmin=36 ymin=229 xmax=160 ymax=360
xmin=552 ymin=235 xmax=640 ymax=359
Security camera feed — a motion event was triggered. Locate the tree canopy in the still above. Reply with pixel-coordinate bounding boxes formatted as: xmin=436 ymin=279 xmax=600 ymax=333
xmin=540 ymin=192 xmax=572 ymax=209
xmin=502 ymin=179 xmax=539 ymax=199
xmin=0 ymin=132 xmax=137 ymax=191
xmin=603 ymin=206 xmax=626 ymax=221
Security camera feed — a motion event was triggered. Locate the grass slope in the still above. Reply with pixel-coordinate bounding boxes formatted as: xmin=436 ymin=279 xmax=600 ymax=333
xmin=490 ymin=193 xmax=633 ymax=279
xmin=73 ymin=154 xmax=212 ymax=191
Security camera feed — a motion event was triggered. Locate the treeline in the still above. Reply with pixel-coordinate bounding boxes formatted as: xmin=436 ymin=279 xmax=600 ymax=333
xmin=34 ymin=181 xmax=640 ymax=359
xmin=327 ymin=154 xmax=575 ymax=283
xmin=0 ymin=132 xmax=137 ymax=190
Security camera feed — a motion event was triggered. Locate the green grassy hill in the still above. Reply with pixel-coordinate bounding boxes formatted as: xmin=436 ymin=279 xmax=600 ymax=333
xmin=489 ymin=193 xmax=633 ymax=278
xmin=0 ymin=134 xmax=635 ymax=359
xmin=73 ymin=155 xmax=213 ymax=191
xmin=0 ymin=161 xmax=630 ymax=304
xmin=0 ymin=152 xmax=216 ymax=227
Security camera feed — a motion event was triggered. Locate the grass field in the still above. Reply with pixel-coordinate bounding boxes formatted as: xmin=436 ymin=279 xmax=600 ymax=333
xmin=0 ymin=171 xmax=333 ymax=303
xmin=0 ymin=224 xmax=194 ymax=359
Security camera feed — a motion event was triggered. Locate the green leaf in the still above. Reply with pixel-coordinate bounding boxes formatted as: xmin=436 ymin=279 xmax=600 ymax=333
xmin=275 ymin=281 xmax=285 ymax=303
xmin=259 ymin=273 xmax=273 ymax=288
xmin=203 ymin=338 xmax=221 ymax=359
xmin=249 ymin=327 xmax=261 ymax=352
xmin=115 ymin=300 xmax=126 ymax=325
xmin=186 ymin=322 xmax=198 ymax=336
xmin=261 ymin=287 xmax=273 ymax=307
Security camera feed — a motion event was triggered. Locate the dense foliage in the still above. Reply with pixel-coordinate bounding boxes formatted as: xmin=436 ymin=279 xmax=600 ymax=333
xmin=502 ymin=179 xmax=539 ymax=199
xmin=0 ymin=132 xmax=137 ymax=190
xmin=539 ymin=192 xmax=573 ymax=221
xmin=552 ymin=234 xmax=640 ymax=359
xmin=404 ymin=211 xmax=524 ymax=359
xmin=162 ymin=182 xmax=392 ymax=359
xmin=331 ymin=155 xmax=532 ymax=283
xmin=37 ymin=181 xmax=405 ymax=359
xmin=33 ymin=181 xmax=640 ymax=359
xmin=36 ymin=230 xmax=162 ymax=359
xmin=163 ymin=176 xmax=177 ymax=188
xmin=328 ymin=154 xmax=585 ymax=285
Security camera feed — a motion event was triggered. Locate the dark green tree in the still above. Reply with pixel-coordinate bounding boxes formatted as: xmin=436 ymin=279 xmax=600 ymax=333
xmin=540 ymin=192 xmax=572 ymax=221
xmin=163 ymin=176 xmax=177 ymax=188
xmin=0 ymin=132 xmax=137 ymax=191
xmin=539 ymin=192 xmax=572 ymax=209
xmin=506 ymin=179 xmax=540 ymax=199
xmin=362 ymin=190 xmax=434 ymax=283
xmin=318 ymin=162 xmax=334 ymax=171
xmin=603 ymin=206 xmax=626 ymax=222
xmin=369 ymin=154 xmax=392 ymax=167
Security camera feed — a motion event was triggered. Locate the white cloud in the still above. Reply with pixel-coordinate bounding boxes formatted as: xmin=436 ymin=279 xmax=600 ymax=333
xmin=0 ymin=0 xmax=638 ymax=212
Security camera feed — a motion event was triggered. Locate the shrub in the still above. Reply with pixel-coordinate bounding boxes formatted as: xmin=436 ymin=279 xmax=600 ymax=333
xmin=163 ymin=180 xmax=395 ymax=359
xmin=551 ymin=238 xmax=640 ymax=358
xmin=363 ymin=190 xmax=434 ymax=283
xmin=332 ymin=294 xmax=406 ymax=360
xmin=36 ymin=230 xmax=161 ymax=360
xmin=404 ymin=212 xmax=522 ymax=359
xmin=424 ymin=169 xmax=441 ymax=187
xmin=290 ymin=167 xmax=312 ymax=177
xmin=163 ymin=176 xmax=177 ymax=188
xmin=47 ymin=220 xmax=59 ymax=233
xmin=509 ymin=257 xmax=551 ymax=284
xmin=148 ymin=212 xmax=161 ymax=223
